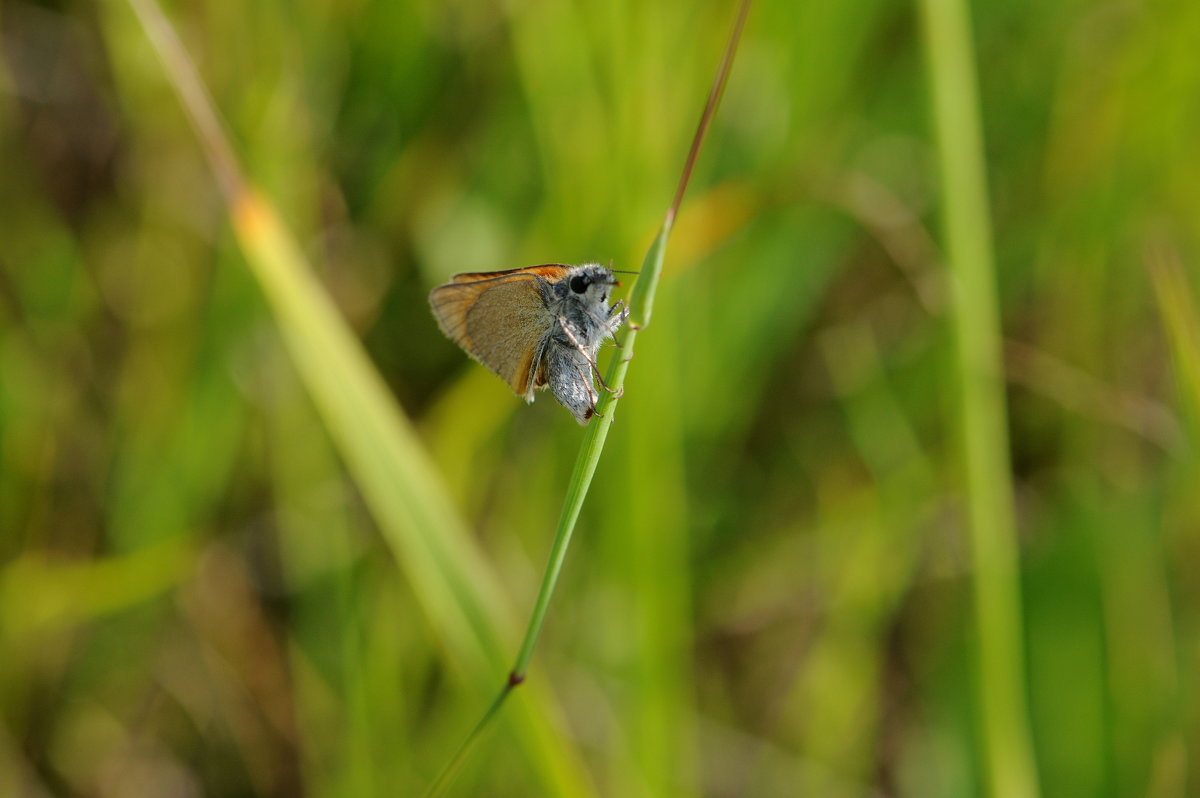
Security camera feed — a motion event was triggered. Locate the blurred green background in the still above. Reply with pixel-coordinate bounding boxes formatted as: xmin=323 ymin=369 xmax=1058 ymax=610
xmin=1 ymin=0 xmax=1198 ymax=796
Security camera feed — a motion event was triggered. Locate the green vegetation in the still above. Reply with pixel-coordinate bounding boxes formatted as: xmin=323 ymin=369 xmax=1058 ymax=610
xmin=0 ymin=0 xmax=1196 ymax=796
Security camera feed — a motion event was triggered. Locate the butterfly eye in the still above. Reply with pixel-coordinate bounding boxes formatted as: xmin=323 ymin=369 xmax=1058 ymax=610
xmin=569 ymin=275 xmax=589 ymax=294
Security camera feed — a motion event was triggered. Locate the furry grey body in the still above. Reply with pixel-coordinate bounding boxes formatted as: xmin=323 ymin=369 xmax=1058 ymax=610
xmin=532 ymin=264 xmax=628 ymax=424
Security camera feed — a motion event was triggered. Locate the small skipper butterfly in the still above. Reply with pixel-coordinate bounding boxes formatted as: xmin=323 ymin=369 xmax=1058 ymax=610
xmin=429 ymin=263 xmax=628 ymax=424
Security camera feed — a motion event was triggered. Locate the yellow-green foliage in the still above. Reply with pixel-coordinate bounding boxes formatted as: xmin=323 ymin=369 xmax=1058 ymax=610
xmin=0 ymin=0 xmax=1197 ymax=796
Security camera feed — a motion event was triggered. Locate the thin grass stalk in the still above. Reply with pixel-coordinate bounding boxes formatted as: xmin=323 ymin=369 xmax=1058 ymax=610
xmin=510 ymin=0 xmax=748 ymax=688
xmin=425 ymin=2 xmax=752 ymax=794
xmin=916 ymin=0 xmax=1040 ymax=797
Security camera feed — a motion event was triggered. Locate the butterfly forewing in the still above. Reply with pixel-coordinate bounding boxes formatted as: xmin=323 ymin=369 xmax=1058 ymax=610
xmin=429 ymin=271 xmax=557 ymax=397
xmin=448 ymin=264 xmax=570 ymax=284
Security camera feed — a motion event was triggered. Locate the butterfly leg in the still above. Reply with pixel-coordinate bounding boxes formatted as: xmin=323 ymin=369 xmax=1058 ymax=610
xmin=605 ymin=300 xmax=630 ymax=349
xmin=608 ymin=299 xmax=629 ymax=324
xmin=620 ymin=299 xmax=641 ymax=332
xmin=557 ymin=316 xmax=622 ymax=397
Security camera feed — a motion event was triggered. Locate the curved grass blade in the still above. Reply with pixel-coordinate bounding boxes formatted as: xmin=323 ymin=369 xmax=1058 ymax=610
xmin=122 ymin=0 xmax=594 ymax=793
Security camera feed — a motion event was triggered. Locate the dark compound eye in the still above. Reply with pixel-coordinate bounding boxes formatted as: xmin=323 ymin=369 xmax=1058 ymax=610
xmin=569 ymin=274 xmax=589 ymax=294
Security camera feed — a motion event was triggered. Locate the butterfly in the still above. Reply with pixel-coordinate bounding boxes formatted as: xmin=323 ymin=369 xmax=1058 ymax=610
xmin=429 ymin=263 xmax=628 ymax=424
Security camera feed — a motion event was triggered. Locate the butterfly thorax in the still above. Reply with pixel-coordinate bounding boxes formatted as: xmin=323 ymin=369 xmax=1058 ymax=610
xmin=537 ymin=264 xmax=616 ymax=354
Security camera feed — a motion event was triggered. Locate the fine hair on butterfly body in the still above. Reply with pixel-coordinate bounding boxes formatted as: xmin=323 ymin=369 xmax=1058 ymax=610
xmin=429 ymin=263 xmax=629 ymax=424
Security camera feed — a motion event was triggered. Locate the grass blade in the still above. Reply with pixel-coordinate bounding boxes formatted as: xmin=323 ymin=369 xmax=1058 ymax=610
xmin=123 ymin=0 xmax=593 ymax=793
xmin=917 ymin=0 xmax=1041 ymax=796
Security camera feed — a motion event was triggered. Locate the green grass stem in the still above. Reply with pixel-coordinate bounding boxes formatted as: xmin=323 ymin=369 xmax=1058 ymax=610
xmin=916 ymin=0 xmax=1041 ymax=797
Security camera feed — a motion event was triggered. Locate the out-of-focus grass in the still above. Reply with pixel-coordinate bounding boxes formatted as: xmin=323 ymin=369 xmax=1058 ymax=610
xmin=1150 ymin=246 xmax=1200 ymax=434
xmin=918 ymin=0 xmax=1038 ymax=795
xmin=1 ymin=0 xmax=1199 ymax=796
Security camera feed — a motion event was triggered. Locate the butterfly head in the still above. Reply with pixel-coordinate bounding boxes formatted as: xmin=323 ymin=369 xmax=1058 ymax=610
xmin=564 ymin=263 xmax=618 ymax=309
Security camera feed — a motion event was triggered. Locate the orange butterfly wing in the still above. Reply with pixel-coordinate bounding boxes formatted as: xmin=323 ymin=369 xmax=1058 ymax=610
xmin=429 ymin=266 xmax=570 ymax=398
xmin=447 ymin=264 xmax=570 ymax=284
